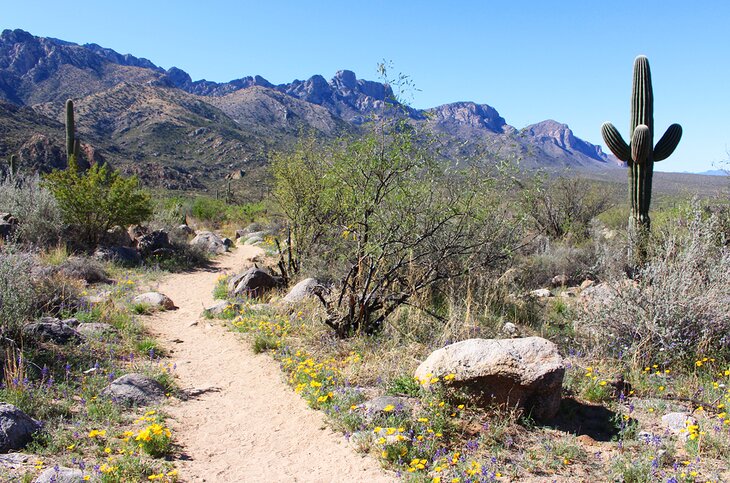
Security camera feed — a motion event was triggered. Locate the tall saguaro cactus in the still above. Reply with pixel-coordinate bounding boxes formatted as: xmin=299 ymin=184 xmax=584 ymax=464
xmin=8 ymin=154 xmax=18 ymax=181
xmin=65 ymin=99 xmax=80 ymax=171
xmin=601 ymin=56 xmax=682 ymax=233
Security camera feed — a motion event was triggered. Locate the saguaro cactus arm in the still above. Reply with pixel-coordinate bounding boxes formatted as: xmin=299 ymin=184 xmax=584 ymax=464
xmin=601 ymin=122 xmax=631 ymax=161
xmin=631 ymin=125 xmax=651 ymax=164
xmin=653 ymin=123 xmax=683 ymax=161
xmin=65 ymin=99 xmax=75 ymax=160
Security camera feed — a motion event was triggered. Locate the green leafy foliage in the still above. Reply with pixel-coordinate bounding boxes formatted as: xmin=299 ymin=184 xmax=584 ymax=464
xmin=44 ymin=164 xmax=152 ymax=247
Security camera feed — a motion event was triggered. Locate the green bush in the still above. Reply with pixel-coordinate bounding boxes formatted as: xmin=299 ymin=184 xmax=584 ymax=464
xmin=190 ymin=196 xmax=266 ymax=226
xmin=44 ymin=164 xmax=152 ymax=247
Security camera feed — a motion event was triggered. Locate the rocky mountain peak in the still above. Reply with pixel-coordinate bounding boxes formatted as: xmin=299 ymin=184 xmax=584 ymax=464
xmin=429 ymin=101 xmax=508 ymax=134
xmin=522 ymin=119 xmax=614 ymax=164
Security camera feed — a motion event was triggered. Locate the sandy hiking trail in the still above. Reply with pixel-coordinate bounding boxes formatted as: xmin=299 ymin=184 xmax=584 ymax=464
xmin=144 ymin=245 xmax=394 ymax=482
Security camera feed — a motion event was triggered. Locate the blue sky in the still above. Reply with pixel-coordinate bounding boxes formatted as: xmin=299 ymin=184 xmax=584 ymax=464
xmin=4 ymin=1 xmax=729 ymax=172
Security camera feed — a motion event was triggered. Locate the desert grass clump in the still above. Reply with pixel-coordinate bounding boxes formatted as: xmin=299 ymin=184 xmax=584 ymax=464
xmin=577 ymin=204 xmax=730 ymax=367
xmin=0 ymin=249 xmax=36 ymax=341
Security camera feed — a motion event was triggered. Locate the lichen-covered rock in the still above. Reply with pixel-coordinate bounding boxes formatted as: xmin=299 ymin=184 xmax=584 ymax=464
xmin=415 ymin=337 xmax=565 ymax=420
xmin=137 ymin=230 xmax=173 ymax=257
xmin=0 ymin=403 xmax=41 ymax=453
xmin=101 ymin=373 xmax=166 ymax=406
xmin=57 ymin=257 xmax=111 ymax=284
xmin=22 ymin=317 xmax=83 ymax=345
xmin=132 ymin=292 xmax=176 ymax=311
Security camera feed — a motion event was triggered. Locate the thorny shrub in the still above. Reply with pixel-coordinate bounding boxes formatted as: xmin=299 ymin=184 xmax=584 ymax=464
xmin=577 ymin=204 xmax=730 ymax=367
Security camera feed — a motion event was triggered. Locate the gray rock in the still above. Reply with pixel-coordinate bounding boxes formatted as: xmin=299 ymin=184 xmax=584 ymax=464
xmin=0 ymin=452 xmax=35 ymax=469
xmin=76 ymin=323 xmax=119 ymax=340
xmin=529 ymin=288 xmax=552 ymax=298
xmin=580 ymin=282 xmax=617 ymax=306
xmin=204 ymin=300 xmax=241 ymax=316
xmin=0 ymin=403 xmax=41 ymax=453
xmin=580 ymin=279 xmax=595 ymax=290
xmin=22 ymin=317 xmax=83 ymax=345
xmin=101 ymin=373 xmax=166 ymax=406
xmin=176 ymin=224 xmax=194 ymax=236
xmin=283 ymin=278 xmax=324 ymax=304
xmin=57 ymin=257 xmax=111 ymax=284
xmin=222 ymin=237 xmax=233 ymax=248
xmin=101 ymin=225 xmax=133 ymax=247
xmin=94 ymin=246 xmax=142 ymax=267
xmin=0 ymin=213 xmax=18 ymax=240
xmin=231 ymin=267 xmax=282 ymax=298
xmin=132 ymin=292 xmax=176 ymax=310
xmin=502 ymin=322 xmax=519 ymax=336
xmin=137 ymin=230 xmax=173 ymax=257
xmin=551 ymin=274 xmax=569 ymax=287
xmin=661 ymin=412 xmax=696 ymax=440
xmin=34 ymin=467 xmax=85 ymax=483
xmin=415 ymin=337 xmax=565 ymax=420
xmin=243 ymin=235 xmax=263 ymax=245
xmin=190 ymin=231 xmax=227 ymax=255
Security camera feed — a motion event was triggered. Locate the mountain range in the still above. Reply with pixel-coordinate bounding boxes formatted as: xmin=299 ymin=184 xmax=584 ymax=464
xmin=0 ymin=28 xmax=621 ymax=189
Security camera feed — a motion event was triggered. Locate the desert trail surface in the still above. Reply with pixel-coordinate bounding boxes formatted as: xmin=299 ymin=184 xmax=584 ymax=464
xmin=144 ymin=245 xmax=394 ymax=482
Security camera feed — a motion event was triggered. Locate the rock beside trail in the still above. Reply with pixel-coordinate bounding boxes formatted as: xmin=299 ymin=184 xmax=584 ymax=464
xmin=231 ymin=267 xmax=283 ymax=298
xmin=204 ymin=300 xmax=241 ymax=315
xmin=415 ymin=337 xmax=565 ymax=420
xmin=34 ymin=467 xmax=86 ymax=483
xmin=22 ymin=317 xmax=83 ymax=345
xmin=136 ymin=230 xmax=173 ymax=257
xmin=132 ymin=292 xmax=176 ymax=311
xmin=243 ymin=235 xmax=263 ymax=245
xmin=0 ymin=403 xmax=42 ymax=453
xmin=283 ymin=278 xmax=325 ymax=304
xmin=94 ymin=246 xmax=142 ymax=266
xmin=0 ymin=213 xmax=19 ymax=240
xmin=101 ymin=373 xmax=166 ymax=406
xmin=190 ymin=231 xmax=228 ymax=254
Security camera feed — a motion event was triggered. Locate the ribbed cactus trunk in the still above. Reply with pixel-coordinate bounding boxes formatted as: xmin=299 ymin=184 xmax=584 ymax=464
xmin=65 ymin=99 xmax=80 ymax=171
xmin=8 ymin=154 xmax=18 ymax=181
xmin=601 ymin=56 xmax=682 ymax=263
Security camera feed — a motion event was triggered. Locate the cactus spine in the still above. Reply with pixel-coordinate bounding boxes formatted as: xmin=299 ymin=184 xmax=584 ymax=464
xmin=601 ymin=56 xmax=682 ymax=233
xmin=65 ymin=99 xmax=80 ymax=171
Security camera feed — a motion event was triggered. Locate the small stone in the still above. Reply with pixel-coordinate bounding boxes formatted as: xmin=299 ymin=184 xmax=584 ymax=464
xmin=132 ymin=292 xmax=176 ymax=310
xmin=502 ymin=322 xmax=519 ymax=336
xmin=661 ymin=412 xmax=696 ymax=441
xmin=529 ymin=288 xmax=552 ymax=298
xmin=283 ymin=278 xmax=325 ymax=304
xmin=551 ymin=274 xmax=569 ymax=287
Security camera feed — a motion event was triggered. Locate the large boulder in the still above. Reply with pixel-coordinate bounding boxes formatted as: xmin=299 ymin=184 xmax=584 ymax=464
xmin=231 ymin=267 xmax=282 ymax=298
xmin=93 ymin=246 xmax=142 ymax=267
xmin=101 ymin=373 xmax=166 ymax=406
xmin=0 ymin=403 xmax=42 ymax=453
xmin=190 ymin=231 xmax=227 ymax=255
xmin=415 ymin=337 xmax=565 ymax=420
xmin=283 ymin=278 xmax=325 ymax=304
xmin=22 ymin=317 xmax=83 ymax=345
xmin=137 ymin=230 xmax=173 ymax=257
xmin=132 ymin=292 xmax=176 ymax=311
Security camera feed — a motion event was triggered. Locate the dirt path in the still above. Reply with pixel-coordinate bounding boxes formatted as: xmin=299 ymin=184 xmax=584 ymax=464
xmin=144 ymin=246 xmax=394 ymax=482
